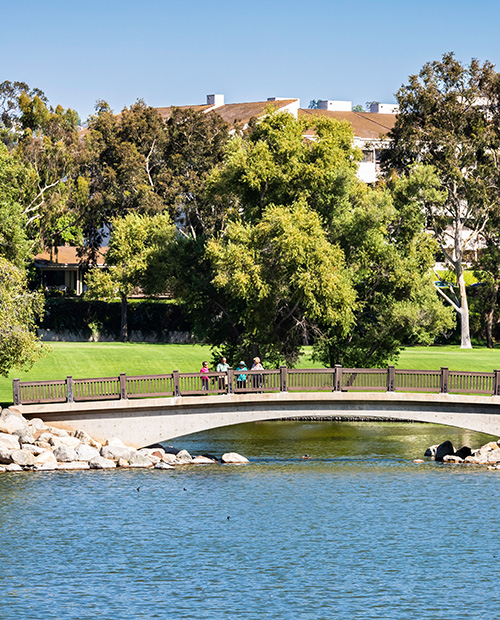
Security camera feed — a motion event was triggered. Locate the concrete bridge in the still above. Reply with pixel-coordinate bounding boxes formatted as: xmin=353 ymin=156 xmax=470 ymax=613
xmin=13 ymin=390 xmax=500 ymax=448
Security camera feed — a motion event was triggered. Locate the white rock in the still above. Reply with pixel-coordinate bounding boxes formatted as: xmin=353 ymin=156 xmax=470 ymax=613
xmin=58 ymin=436 xmax=80 ymax=449
xmin=0 ymin=466 xmax=6 ymax=473
xmin=89 ymin=456 xmax=116 ymax=469
xmin=22 ymin=444 xmax=50 ymax=456
xmin=117 ymin=458 xmax=130 ymax=468
xmin=0 ymin=448 xmax=14 ymax=464
xmin=221 ymin=452 xmax=249 ymax=464
xmin=192 ymin=456 xmax=217 ymax=464
xmin=48 ymin=435 xmax=62 ymax=448
xmin=34 ymin=451 xmax=57 ymax=466
xmin=46 ymin=426 xmax=69 ymax=438
xmin=53 ymin=445 xmax=77 ymax=462
xmin=443 ymin=455 xmax=463 ymax=463
xmin=58 ymin=462 xmax=90 ymax=470
xmin=106 ymin=437 xmax=127 ymax=448
xmin=5 ymin=463 xmax=23 ymax=472
xmin=488 ymin=450 xmax=500 ymax=463
xmin=28 ymin=418 xmax=46 ymax=431
xmin=0 ymin=409 xmax=28 ymax=434
xmin=36 ymin=432 xmax=55 ymax=444
xmin=34 ymin=462 xmax=58 ymax=471
xmin=0 ymin=432 xmax=20 ymax=450
xmin=75 ymin=444 xmax=100 ymax=462
xmin=137 ymin=449 xmax=160 ymax=464
xmin=162 ymin=453 xmax=178 ymax=464
xmin=154 ymin=461 xmax=174 ymax=469
xmin=72 ymin=429 xmax=101 ymax=449
xmin=175 ymin=449 xmax=193 ymax=464
xmin=100 ymin=445 xmax=132 ymax=461
xmin=13 ymin=428 xmax=35 ymax=445
xmin=129 ymin=453 xmax=154 ymax=468
xmin=11 ymin=449 xmax=36 ymax=467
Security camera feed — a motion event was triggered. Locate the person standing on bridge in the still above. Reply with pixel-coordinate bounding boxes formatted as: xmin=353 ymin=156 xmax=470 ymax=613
xmin=235 ymin=361 xmax=247 ymax=390
xmin=251 ymin=357 xmax=264 ymax=391
xmin=216 ymin=357 xmax=230 ymax=393
xmin=200 ymin=361 xmax=210 ymax=391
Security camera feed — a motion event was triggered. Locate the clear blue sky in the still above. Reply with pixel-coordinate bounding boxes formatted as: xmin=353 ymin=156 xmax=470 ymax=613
xmin=2 ymin=0 xmax=499 ymax=121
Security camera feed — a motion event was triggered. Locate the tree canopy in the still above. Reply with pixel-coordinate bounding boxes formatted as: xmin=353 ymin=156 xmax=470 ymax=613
xmin=385 ymin=52 xmax=500 ymax=348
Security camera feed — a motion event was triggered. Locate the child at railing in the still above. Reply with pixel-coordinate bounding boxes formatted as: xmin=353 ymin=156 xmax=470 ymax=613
xmin=200 ymin=361 xmax=210 ymax=391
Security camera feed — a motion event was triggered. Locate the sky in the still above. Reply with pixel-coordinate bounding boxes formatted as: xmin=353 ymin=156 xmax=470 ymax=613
xmin=2 ymin=0 xmax=500 ymax=121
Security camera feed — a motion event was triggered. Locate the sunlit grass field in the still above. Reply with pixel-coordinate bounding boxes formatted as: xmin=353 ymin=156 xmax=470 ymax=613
xmin=1 ymin=341 xmax=500 ymax=406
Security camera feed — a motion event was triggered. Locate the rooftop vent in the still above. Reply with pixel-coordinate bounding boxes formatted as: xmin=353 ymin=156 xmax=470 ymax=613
xmin=207 ymin=94 xmax=225 ymax=108
xmin=369 ymin=102 xmax=399 ymax=114
xmin=318 ymin=100 xmax=352 ymax=112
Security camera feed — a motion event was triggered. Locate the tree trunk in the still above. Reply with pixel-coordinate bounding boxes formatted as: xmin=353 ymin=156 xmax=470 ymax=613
xmin=485 ymin=282 xmax=499 ymax=349
xmin=456 ymin=269 xmax=472 ymax=349
xmin=120 ymin=293 xmax=128 ymax=342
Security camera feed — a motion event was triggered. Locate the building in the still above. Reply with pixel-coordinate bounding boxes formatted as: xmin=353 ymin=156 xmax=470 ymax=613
xmin=34 ymin=246 xmax=107 ymax=296
xmin=300 ymin=100 xmax=398 ymax=183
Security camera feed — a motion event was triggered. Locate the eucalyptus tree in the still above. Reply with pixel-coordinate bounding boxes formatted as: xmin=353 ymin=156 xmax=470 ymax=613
xmin=385 ymin=53 xmax=500 ymax=348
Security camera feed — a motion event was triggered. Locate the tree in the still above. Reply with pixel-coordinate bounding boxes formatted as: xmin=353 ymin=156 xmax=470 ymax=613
xmin=315 ymin=176 xmax=455 ymax=367
xmin=0 ymin=80 xmax=47 ymax=148
xmin=0 ymin=257 xmax=45 ymax=376
xmin=200 ymin=110 xmax=454 ymax=366
xmin=0 ymin=143 xmax=32 ymax=267
xmin=12 ymin=91 xmax=83 ymax=251
xmin=206 ymin=199 xmax=356 ymax=366
xmin=85 ymin=212 xmax=175 ymax=341
xmin=385 ymin=53 xmax=500 ymax=348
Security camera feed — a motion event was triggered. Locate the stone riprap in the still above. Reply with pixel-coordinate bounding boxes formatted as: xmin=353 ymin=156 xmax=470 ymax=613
xmin=0 ymin=408 xmax=248 ymax=473
xmin=424 ymin=439 xmax=500 ymax=469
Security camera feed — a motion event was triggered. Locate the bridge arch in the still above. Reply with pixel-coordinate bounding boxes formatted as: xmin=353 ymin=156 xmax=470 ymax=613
xmin=15 ymin=391 xmax=500 ymax=448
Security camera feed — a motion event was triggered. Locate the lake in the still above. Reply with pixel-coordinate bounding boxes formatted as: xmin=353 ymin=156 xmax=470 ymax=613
xmin=1 ymin=421 xmax=499 ymax=619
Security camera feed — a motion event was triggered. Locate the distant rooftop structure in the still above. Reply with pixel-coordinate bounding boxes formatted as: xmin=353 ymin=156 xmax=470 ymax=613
xmin=318 ymin=100 xmax=352 ymax=112
xmin=369 ymin=102 xmax=400 ymax=114
xmin=156 ymin=94 xmax=300 ymax=130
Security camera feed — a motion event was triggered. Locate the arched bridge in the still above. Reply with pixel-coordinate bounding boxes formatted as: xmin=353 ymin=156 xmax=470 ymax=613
xmin=12 ymin=366 xmax=500 ymax=447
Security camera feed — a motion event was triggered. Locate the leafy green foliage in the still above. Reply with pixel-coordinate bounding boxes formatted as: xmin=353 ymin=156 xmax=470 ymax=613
xmin=0 ymin=257 xmax=45 ymax=376
xmin=385 ymin=53 xmax=500 ymax=348
xmin=207 ymin=199 xmax=356 ymax=366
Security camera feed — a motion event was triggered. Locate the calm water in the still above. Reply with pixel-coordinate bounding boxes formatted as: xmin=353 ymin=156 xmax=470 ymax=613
xmin=1 ymin=421 xmax=500 ymax=620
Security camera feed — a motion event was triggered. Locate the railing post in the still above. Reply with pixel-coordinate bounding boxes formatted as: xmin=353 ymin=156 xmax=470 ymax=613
xmin=172 ymin=370 xmax=180 ymax=397
xmin=12 ymin=379 xmax=20 ymax=406
xmin=66 ymin=376 xmax=74 ymax=403
xmin=440 ymin=367 xmax=449 ymax=394
xmin=280 ymin=365 xmax=287 ymax=392
xmin=227 ymin=368 xmax=234 ymax=394
xmin=333 ymin=364 xmax=342 ymax=392
xmin=119 ymin=373 xmax=127 ymax=400
xmin=387 ymin=366 xmax=395 ymax=392
xmin=494 ymin=370 xmax=500 ymax=396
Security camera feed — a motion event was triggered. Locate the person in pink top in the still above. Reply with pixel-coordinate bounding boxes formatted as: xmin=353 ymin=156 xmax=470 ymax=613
xmin=200 ymin=360 xmax=210 ymax=391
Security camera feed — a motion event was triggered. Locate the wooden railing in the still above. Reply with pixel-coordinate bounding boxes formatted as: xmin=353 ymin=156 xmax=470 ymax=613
xmin=12 ymin=365 xmax=500 ymax=406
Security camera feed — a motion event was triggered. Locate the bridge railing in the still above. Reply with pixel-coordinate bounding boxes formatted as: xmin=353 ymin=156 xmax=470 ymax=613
xmin=12 ymin=365 xmax=500 ymax=405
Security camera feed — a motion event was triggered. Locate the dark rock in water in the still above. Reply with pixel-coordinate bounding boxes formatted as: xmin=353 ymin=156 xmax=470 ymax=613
xmin=435 ymin=441 xmax=455 ymax=462
xmin=162 ymin=446 xmax=180 ymax=455
xmin=202 ymin=453 xmax=220 ymax=462
xmin=454 ymin=446 xmax=472 ymax=460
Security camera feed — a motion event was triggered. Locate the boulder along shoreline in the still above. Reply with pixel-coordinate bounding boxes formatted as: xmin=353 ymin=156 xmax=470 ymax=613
xmin=418 ymin=438 xmax=500 ymax=469
xmin=0 ymin=407 xmax=249 ymax=472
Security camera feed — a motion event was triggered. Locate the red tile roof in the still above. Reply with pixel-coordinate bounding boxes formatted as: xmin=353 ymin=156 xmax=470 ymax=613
xmin=299 ymin=108 xmax=396 ymax=140
xmin=34 ymin=247 xmax=107 ymax=266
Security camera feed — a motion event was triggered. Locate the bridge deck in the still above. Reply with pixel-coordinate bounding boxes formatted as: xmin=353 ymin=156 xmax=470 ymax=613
xmin=13 ymin=390 xmax=500 ymax=448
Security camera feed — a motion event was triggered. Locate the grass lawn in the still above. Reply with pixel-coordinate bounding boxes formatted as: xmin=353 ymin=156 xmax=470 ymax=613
xmin=1 ymin=341 xmax=500 ymax=406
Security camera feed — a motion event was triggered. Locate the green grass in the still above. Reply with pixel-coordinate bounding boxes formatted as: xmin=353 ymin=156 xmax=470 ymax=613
xmin=2 ymin=342 xmax=500 ymax=406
